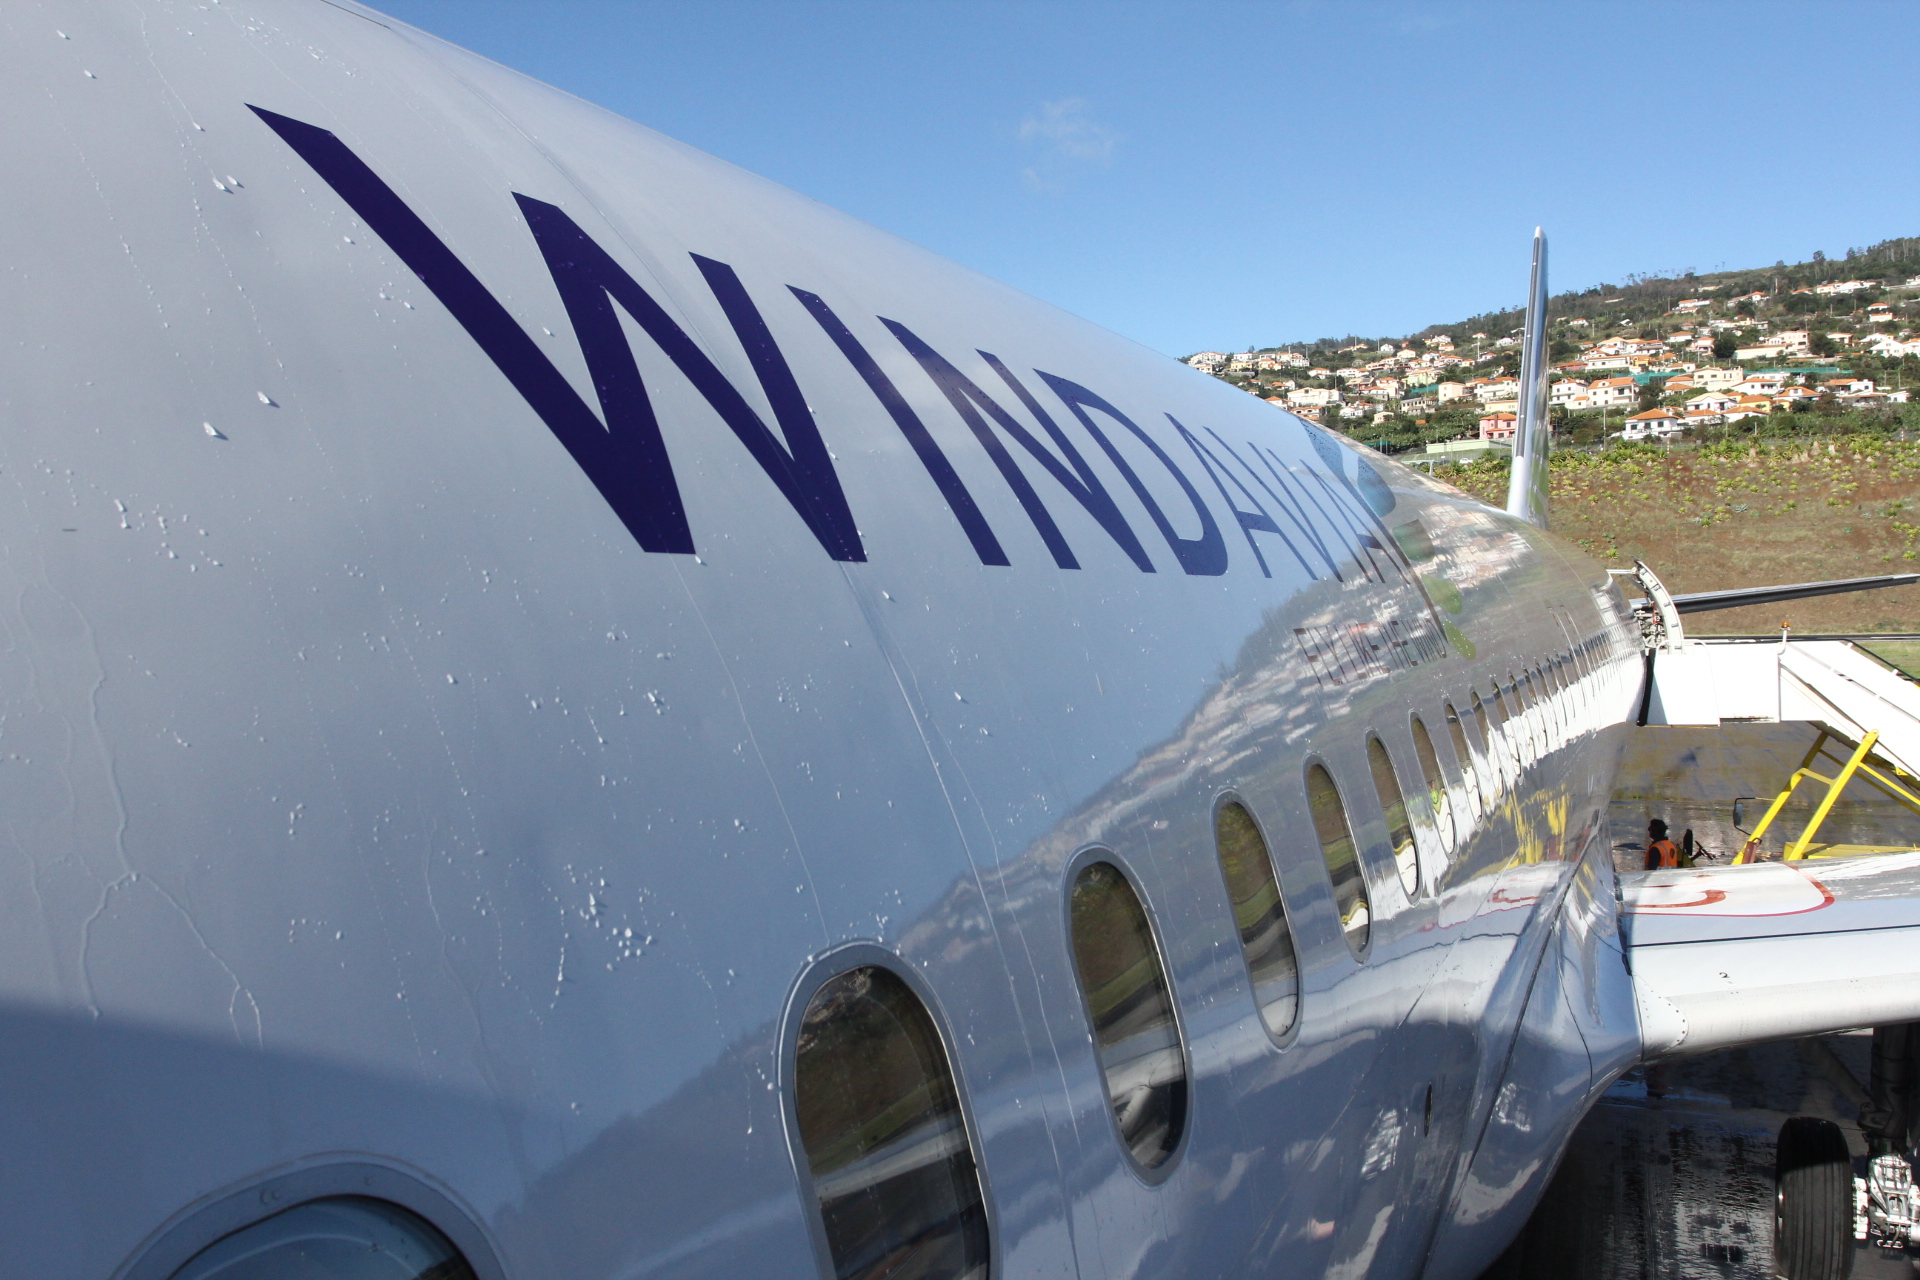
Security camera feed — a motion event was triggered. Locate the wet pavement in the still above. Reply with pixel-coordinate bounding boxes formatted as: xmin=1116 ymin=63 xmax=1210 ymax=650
xmin=1486 ymin=724 xmax=1920 ymax=1279
xmin=1493 ymin=1033 xmax=1914 ymax=1279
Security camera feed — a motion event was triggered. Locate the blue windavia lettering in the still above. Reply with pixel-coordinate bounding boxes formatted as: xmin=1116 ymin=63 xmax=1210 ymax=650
xmin=250 ymin=105 xmax=1426 ymax=598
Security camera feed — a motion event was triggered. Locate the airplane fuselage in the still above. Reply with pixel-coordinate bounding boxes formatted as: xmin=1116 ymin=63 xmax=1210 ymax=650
xmin=0 ymin=4 xmax=1648 ymax=1277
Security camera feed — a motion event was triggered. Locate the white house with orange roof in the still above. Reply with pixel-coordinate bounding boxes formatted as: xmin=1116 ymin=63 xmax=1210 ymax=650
xmin=1548 ymin=378 xmax=1589 ymax=406
xmin=1731 ymin=374 xmax=1787 ymax=397
xmin=1620 ymin=408 xmax=1680 ymax=440
xmin=1588 ymin=376 xmax=1639 ymax=409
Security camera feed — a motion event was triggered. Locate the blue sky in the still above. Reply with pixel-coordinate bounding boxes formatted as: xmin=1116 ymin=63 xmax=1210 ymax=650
xmin=374 ymin=1 xmax=1920 ymax=357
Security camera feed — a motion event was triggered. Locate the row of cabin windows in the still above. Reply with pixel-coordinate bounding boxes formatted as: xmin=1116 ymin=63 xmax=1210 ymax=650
xmin=784 ymin=639 xmax=1612 ymax=1280
xmin=159 ymin=637 xmax=1619 ymax=1280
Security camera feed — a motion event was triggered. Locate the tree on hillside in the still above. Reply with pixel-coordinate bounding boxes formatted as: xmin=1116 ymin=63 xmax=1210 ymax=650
xmin=1714 ymin=333 xmax=1739 ymax=359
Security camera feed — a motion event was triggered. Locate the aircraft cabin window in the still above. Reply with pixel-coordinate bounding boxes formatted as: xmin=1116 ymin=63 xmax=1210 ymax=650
xmin=1410 ymin=717 xmax=1455 ymax=854
xmin=1471 ymin=693 xmax=1504 ymax=787
xmin=1214 ymin=800 xmax=1300 ymax=1038
xmin=1491 ymin=686 xmax=1525 ymax=768
xmin=1306 ymin=764 xmax=1371 ymax=955
xmin=168 ymin=1197 xmax=476 ymax=1280
xmin=1366 ymin=739 xmax=1419 ymax=899
xmin=1447 ymin=702 xmax=1489 ymax=812
xmin=1069 ymin=861 xmax=1189 ymax=1171
xmin=794 ymin=966 xmax=990 ymax=1280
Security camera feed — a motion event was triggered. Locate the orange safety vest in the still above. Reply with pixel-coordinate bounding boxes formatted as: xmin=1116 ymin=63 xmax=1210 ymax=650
xmin=1645 ymin=838 xmax=1681 ymax=870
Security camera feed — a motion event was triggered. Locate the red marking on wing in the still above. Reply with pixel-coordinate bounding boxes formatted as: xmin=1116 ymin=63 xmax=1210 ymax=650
xmin=1632 ymin=888 xmax=1727 ymax=911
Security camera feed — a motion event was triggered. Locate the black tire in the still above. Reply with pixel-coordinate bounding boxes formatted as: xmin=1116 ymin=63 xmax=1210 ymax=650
xmin=1774 ymin=1115 xmax=1855 ymax=1280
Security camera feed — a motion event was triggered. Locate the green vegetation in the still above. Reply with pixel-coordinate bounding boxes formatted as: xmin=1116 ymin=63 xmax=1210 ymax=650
xmin=1432 ymin=436 xmax=1920 ymax=636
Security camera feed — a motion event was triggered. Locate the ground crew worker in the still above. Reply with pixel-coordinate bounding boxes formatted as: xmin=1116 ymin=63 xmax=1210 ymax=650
xmin=1644 ymin=819 xmax=1682 ymax=870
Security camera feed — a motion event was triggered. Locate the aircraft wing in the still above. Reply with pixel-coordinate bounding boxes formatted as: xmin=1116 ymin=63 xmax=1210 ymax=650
xmin=1624 ymin=852 xmax=1920 ymax=1059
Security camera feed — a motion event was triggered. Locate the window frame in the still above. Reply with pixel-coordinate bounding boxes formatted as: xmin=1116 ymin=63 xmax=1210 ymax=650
xmin=1364 ymin=735 xmax=1422 ymax=903
xmin=1470 ymin=691 xmax=1508 ymax=793
xmin=1406 ymin=711 xmax=1458 ymax=857
xmin=1440 ymin=699 xmax=1487 ymax=822
xmin=1303 ymin=757 xmax=1374 ymax=961
xmin=1210 ymin=790 xmax=1303 ymax=1050
xmin=123 ymin=1164 xmax=504 ymax=1280
xmin=780 ymin=943 xmax=1000 ymax=1280
xmin=1060 ymin=845 xmax=1194 ymax=1184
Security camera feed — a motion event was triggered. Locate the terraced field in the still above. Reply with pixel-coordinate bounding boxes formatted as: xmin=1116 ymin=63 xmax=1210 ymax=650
xmin=1436 ymin=436 xmax=1920 ymax=638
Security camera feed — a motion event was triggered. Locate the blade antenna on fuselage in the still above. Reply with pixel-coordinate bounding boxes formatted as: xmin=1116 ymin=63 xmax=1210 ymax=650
xmin=1505 ymin=228 xmax=1550 ymax=528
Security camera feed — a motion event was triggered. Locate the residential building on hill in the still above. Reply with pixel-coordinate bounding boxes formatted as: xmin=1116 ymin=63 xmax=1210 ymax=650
xmin=1549 ymin=379 xmax=1589 ymax=406
xmin=1732 ymin=374 xmax=1786 ymax=397
xmin=1693 ymin=366 xmax=1744 ymax=391
xmin=1685 ymin=391 xmax=1737 ymax=414
xmin=1588 ymin=377 xmax=1638 ymax=408
xmin=1621 ymin=408 xmax=1680 ymax=440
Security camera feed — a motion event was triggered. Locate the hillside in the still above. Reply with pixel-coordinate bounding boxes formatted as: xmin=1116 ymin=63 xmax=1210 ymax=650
xmin=1435 ymin=437 xmax=1920 ymax=640
xmin=1188 ymin=232 xmax=1920 ymax=461
xmin=1239 ymin=235 xmax=1920 ymax=358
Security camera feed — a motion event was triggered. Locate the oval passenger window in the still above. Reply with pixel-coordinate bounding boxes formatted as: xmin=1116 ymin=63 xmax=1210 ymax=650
xmin=1444 ymin=702 xmax=1486 ymax=815
xmin=170 ymin=1197 xmax=475 ymax=1280
xmin=1214 ymin=801 xmax=1299 ymax=1037
xmin=1488 ymin=688 xmax=1522 ymax=772
xmin=1366 ymin=739 xmax=1420 ymax=898
xmin=1470 ymin=693 xmax=1504 ymax=791
xmin=794 ymin=966 xmax=990 ymax=1280
xmin=1069 ymin=861 xmax=1188 ymax=1170
xmin=1306 ymin=764 xmax=1371 ymax=954
xmin=1410 ymin=717 xmax=1455 ymax=854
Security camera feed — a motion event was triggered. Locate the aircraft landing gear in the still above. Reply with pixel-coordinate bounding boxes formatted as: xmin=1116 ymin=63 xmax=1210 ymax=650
xmin=1855 ymin=1023 xmax=1920 ymax=1256
xmin=1859 ymin=1152 xmax=1920 ymax=1250
xmin=1775 ymin=1115 xmax=1856 ymax=1280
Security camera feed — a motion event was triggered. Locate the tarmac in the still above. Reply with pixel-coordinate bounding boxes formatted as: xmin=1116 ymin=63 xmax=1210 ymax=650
xmin=1486 ymin=723 xmax=1919 ymax=1279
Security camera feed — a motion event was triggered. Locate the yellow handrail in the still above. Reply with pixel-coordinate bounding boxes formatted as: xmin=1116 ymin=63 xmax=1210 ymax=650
xmin=1735 ymin=728 xmax=1920 ymax=862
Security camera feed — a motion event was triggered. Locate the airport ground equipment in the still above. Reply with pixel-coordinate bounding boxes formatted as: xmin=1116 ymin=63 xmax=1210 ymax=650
xmin=1621 ymin=561 xmax=1920 ymax=859
xmin=1733 ymin=727 xmax=1920 ymax=862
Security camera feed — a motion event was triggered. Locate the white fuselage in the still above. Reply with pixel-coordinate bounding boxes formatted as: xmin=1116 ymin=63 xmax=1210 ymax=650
xmin=0 ymin=4 xmax=1647 ymax=1278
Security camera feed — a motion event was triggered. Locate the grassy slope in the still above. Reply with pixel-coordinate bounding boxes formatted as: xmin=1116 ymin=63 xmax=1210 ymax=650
xmin=1435 ymin=437 xmax=1920 ymax=637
